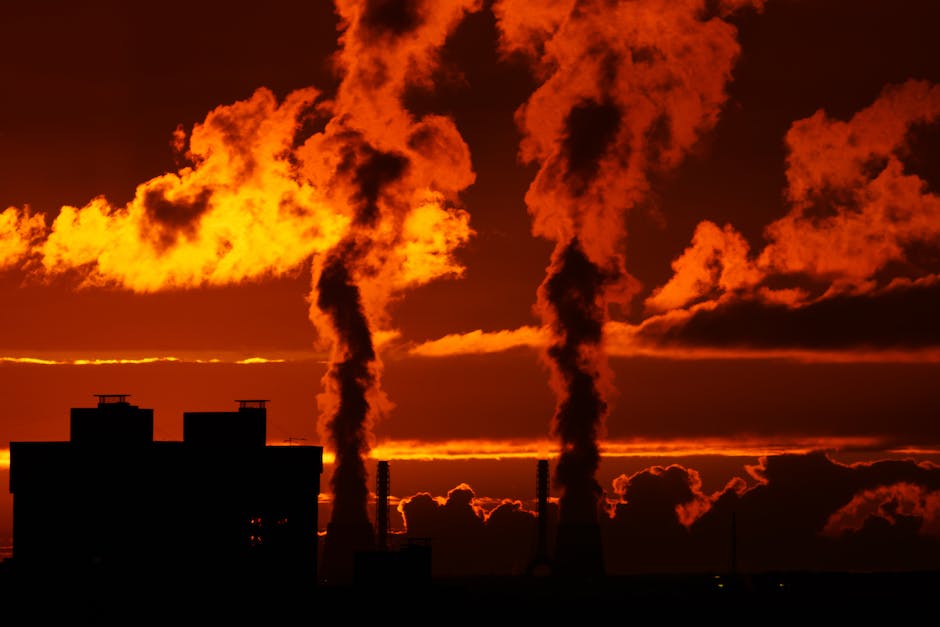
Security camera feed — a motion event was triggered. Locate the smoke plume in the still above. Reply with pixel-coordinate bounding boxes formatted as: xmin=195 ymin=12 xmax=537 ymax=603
xmin=297 ymin=0 xmax=480 ymax=528
xmin=494 ymin=0 xmax=759 ymax=526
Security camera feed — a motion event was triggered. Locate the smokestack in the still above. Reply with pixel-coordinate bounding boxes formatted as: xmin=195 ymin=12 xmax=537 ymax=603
xmin=376 ymin=460 xmax=389 ymax=551
xmin=731 ymin=510 xmax=738 ymax=576
xmin=527 ymin=459 xmax=552 ymax=575
xmin=536 ymin=459 xmax=549 ymax=548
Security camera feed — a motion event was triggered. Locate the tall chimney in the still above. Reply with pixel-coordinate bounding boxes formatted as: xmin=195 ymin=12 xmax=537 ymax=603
xmin=730 ymin=510 xmax=738 ymax=575
xmin=527 ymin=459 xmax=552 ymax=574
xmin=536 ymin=459 xmax=549 ymax=554
xmin=376 ymin=460 xmax=389 ymax=550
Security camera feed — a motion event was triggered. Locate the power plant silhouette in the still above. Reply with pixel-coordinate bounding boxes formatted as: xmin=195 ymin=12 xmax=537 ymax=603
xmin=6 ymin=394 xmax=940 ymax=619
xmin=9 ymin=395 xmax=322 ymax=587
xmin=7 ymin=394 xmax=606 ymax=590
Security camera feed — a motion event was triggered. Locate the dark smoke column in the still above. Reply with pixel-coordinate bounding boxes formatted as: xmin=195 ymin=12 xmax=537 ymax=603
xmin=493 ymin=0 xmax=758 ymax=577
xmin=315 ymin=144 xmax=408 ymax=583
xmin=540 ymin=239 xmax=612 ymax=576
xmin=300 ymin=0 xmax=481 ymax=584
xmin=526 ymin=96 xmax=623 ymax=578
xmin=316 ymin=247 xmax=378 ymax=584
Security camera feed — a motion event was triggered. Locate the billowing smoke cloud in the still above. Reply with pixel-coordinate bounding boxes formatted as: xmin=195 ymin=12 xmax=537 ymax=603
xmin=648 ymin=80 xmax=940 ymax=324
xmin=38 ymin=87 xmax=347 ymax=290
xmin=493 ymin=0 xmax=761 ymax=526
xmin=0 ymin=207 xmax=44 ymax=271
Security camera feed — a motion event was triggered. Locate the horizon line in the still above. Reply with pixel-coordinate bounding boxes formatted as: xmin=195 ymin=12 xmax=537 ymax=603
xmin=4 ymin=435 xmax=938 ymax=470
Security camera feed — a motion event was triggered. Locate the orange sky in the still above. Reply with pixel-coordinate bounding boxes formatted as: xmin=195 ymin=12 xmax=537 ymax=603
xmin=3 ymin=0 xmax=940 ymax=571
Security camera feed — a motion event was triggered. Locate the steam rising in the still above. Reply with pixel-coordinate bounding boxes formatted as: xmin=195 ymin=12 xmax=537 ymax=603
xmin=539 ymin=239 xmax=614 ymax=522
xmin=494 ymin=0 xmax=760 ymax=525
xmin=301 ymin=0 xmax=480 ymax=533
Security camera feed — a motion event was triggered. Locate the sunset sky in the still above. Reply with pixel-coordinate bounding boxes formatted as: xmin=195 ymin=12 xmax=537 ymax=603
xmin=3 ymin=0 xmax=940 ymax=574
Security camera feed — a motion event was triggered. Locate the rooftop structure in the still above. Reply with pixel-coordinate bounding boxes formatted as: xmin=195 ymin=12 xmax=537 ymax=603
xmin=9 ymin=395 xmax=323 ymax=589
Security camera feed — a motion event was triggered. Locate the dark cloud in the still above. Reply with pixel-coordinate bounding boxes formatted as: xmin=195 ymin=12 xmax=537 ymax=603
xmin=392 ymin=455 xmax=940 ymax=576
xmin=685 ymin=453 xmax=940 ymax=574
xmin=604 ymin=465 xmax=705 ymax=573
xmin=398 ymin=484 xmax=541 ymax=576
xmin=399 ymin=485 xmax=485 ymax=575
xmin=643 ymin=281 xmax=940 ymax=349
xmin=483 ymin=500 xmax=542 ymax=574
xmin=824 ymin=486 xmax=940 ymax=572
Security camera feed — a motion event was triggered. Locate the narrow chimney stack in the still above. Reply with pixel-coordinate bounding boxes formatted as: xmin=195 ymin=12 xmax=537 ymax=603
xmin=536 ymin=459 xmax=549 ymax=550
xmin=731 ymin=510 xmax=738 ymax=576
xmin=527 ymin=458 xmax=552 ymax=575
xmin=376 ymin=460 xmax=390 ymax=551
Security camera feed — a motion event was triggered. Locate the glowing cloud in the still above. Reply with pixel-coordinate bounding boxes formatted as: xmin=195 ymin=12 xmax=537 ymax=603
xmin=763 ymin=80 xmax=940 ymax=297
xmin=0 ymin=354 xmax=299 ymax=366
xmin=646 ymin=221 xmax=760 ymax=313
xmin=40 ymin=88 xmax=348 ymax=291
xmin=610 ymin=464 xmax=714 ymax=528
xmin=370 ymin=435 xmax=900 ymax=461
xmin=409 ymin=326 xmax=547 ymax=356
xmin=0 ymin=207 xmax=45 ymax=271
xmin=823 ymin=483 xmax=940 ymax=538
xmin=651 ymin=80 xmax=940 ymax=313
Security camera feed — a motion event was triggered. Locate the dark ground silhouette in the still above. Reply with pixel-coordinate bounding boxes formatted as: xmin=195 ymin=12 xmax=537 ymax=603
xmin=1 ymin=560 xmax=937 ymax=622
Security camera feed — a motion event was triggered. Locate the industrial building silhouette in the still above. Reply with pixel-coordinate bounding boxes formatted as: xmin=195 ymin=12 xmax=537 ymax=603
xmin=8 ymin=395 xmax=322 ymax=586
xmin=10 ymin=401 xmax=935 ymax=617
xmin=350 ymin=459 xmax=432 ymax=586
xmin=8 ymin=394 xmax=603 ymax=594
